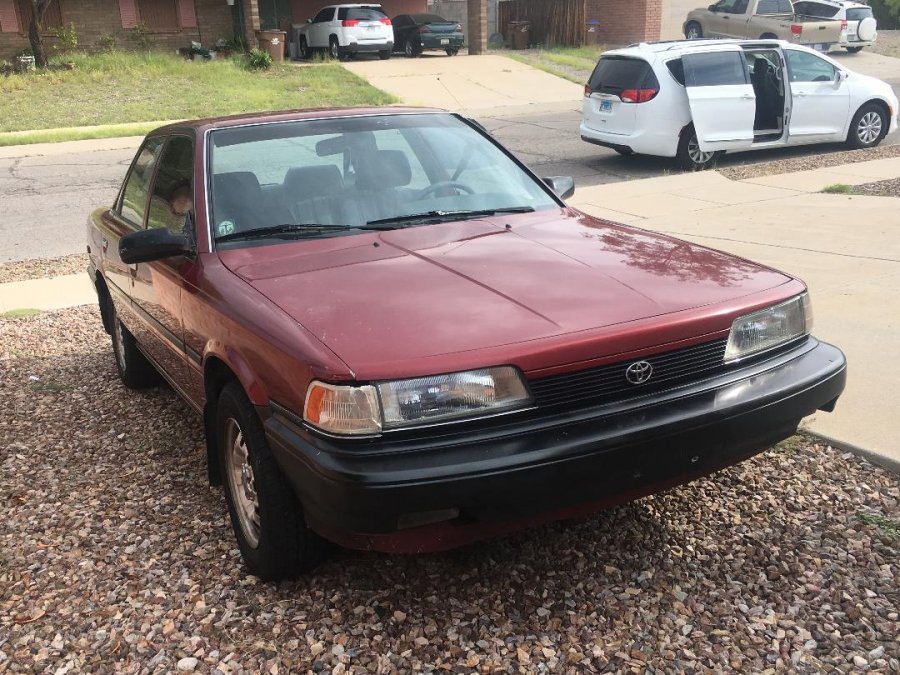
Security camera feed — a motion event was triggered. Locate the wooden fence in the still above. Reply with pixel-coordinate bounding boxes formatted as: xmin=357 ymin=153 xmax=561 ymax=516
xmin=498 ymin=0 xmax=587 ymax=47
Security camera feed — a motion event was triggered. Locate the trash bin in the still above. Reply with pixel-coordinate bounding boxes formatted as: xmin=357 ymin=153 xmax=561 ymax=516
xmin=255 ymin=29 xmax=286 ymax=62
xmin=508 ymin=20 xmax=530 ymax=50
xmin=584 ymin=19 xmax=601 ymax=46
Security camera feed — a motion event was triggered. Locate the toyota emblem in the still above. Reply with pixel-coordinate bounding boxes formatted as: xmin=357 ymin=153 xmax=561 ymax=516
xmin=625 ymin=360 xmax=653 ymax=385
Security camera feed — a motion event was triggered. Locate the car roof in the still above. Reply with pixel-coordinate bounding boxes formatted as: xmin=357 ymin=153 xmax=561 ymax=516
xmin=809 ymin=0 xmax=869 ymax=7
xmin=148 ymin=106 xmax=448 ymax=137
xmin=604 ymin=38 xmax=794 ymax=59
xmin=320 ymin=3 xmax=384 ymax=7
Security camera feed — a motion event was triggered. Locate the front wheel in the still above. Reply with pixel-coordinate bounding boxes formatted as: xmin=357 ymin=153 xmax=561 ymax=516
xmin=446 ymin=48 xmax=459 ymax=56
xmin=685 ymin=22 xmax=702 ymax=39
xmin=846 ymin=104 xmax=887 ymax=149
xmin=328 ymin=37 xmax=341 ymax=60
xmin=217 ymin=381 xmax=327 ymax=580
xmin=676 ymin=126 xmax=721 ymax=171
xmin=845 ymin=46 xmax=864 ymax=54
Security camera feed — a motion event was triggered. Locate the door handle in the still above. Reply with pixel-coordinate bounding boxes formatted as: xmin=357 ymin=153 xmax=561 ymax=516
xmin=795 ymin=91 xmax=807 ymax=97
xmin=741 ymin=94 xmax=754 ymax=99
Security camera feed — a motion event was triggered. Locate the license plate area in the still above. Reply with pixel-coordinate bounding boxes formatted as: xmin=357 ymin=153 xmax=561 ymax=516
xmin=812 ymin=43 xmax=828 ymax=52
xmin=440 ymin=38 xmax=449 ymax=45
xmin=599 ymin=99 xmax=613 ymax=113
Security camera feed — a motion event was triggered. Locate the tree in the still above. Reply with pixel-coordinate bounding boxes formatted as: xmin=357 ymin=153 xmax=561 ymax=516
xmin=26 ymin=0 xmax=55 ymax=68
xmin=884 ymin=0 xmax=900 ymax=17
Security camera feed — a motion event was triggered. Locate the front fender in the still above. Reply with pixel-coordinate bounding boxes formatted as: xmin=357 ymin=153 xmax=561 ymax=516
xmin=203 ymin=341 xmax=270 ymax=406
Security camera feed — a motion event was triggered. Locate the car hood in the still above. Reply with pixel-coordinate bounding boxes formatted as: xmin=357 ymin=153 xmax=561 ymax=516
xmin=217 ymin=209 xmax=792 ymax=377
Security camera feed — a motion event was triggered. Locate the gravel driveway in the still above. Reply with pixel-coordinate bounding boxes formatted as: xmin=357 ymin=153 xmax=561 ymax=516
xmin=1 ymin=307 xmax=898 ymax=673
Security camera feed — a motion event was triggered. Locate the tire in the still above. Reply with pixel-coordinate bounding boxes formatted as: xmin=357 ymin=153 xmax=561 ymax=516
xmin=676 ymin=125 xmax=721 ymax=171
xmin=110 ymin=305 xmax=160 ymax=389
xmin=445 ymin=48 xmax=459 ymax=56
xmin=298 ymin=37 xmax=310 ymax=60
xmin=328 ymin=36 xmax=341 ymax=60
xmin=404 ymin=40 xmax=420 ymax=57
xmin=846 ymin=103 xmax=887 ymax=150
xmin=217 ymin=381 xmax=327 ymax=580
xmin=759 ymin=33 xmax=778 ymax=39
xmin=378 ymin=49 xmax=391 ymax=60
xmin=845 ymin=46 xmax=864 ymax=54
xmin=684 ymin=22 xmax=702 ymax=39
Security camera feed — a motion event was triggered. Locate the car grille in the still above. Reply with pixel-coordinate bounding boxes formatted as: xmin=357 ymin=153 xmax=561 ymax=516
xmin=528 ymin=338 xmax=731 ymax=410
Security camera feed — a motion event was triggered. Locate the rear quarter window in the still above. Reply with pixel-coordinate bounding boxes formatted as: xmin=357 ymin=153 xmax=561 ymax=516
xmin=666 ymin=58 xmax=685 ymax=85
xmin=588 ymin=57 xmax=660 ymax=95
xmin=846 ymin=7 xmax=873 ymax=21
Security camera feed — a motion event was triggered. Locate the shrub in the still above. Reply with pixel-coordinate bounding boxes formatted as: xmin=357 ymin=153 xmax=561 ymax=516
xmin=247 ymin=47 xmax=273 ymax=70
xmin=49 ymin=22 xmax=78 ymax=54
xmin=128 ymin=22 xmax=154 ymax=51
xmin=98 ymin=33 xmax=118 ymax=52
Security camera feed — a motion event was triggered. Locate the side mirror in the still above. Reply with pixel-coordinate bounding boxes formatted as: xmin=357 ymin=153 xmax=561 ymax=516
xmin=708 ymin=4 xmax=718 ymax=11
xmin=119 ymin=227 xmax=192 ymax=264
xmin=543 ymin=176 xmax=575 ymax=200
xmin=835 ymin=70 xmax=848 ymax=84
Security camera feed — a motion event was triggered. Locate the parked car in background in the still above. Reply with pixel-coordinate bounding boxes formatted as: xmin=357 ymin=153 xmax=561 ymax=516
xmin=793 ymin=0 xmax=877 ymax=52
xmin=392 ymin=13 xmax=464 ymax=56
xmin=88 ymin=108 xmax=846 ymax=579
xmin=293 ymin=4 xmax=392 ymax=60
xmin=684 ymin=0 xmax=845 ymax=51
xmin=581 ymin=39 xmax=898 ymax=170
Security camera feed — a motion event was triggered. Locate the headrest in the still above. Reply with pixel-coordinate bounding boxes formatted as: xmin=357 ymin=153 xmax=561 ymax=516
xmin=213 ymin=171 xmax=262 ymax=197
xmin=355 ymin=150 xmax=412 ymax=190
xmin=284 ymin=165 xmax=343 ymax=198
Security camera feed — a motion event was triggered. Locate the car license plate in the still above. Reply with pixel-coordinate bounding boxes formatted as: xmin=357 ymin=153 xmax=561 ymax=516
xmin=599 ymin=100 xmax=613 ymax=113
xmin=441 ymin=38 xmax=449 ymax=45
xmin=812 ymin=43 xmax=827 ymax=51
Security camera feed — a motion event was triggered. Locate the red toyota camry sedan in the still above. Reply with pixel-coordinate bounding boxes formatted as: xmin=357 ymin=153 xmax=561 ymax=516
xmin=87 ymin=107 xmax=846 ymax=579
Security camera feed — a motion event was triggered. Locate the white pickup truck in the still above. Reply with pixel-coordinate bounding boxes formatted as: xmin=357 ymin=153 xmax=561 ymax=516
xmin=684 ymin=0 xmax=845 ymax=52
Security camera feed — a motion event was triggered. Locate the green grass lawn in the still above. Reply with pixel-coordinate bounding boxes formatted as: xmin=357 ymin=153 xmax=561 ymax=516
xmin=0 ymin=51 xmax=396 ymax=141
xmin=501 ymin=45 xmax=609 ymax=85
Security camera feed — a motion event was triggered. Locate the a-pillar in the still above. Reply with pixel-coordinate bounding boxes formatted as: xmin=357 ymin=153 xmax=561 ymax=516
xmin=242 ymin=0 xmax=261 ymax=49
xmin=467 ymin=0 xmax=487 ymax=55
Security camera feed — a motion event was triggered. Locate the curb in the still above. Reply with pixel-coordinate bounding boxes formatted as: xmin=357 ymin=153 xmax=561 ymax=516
xmin=806 ymin=431 xmax=900 ymax=476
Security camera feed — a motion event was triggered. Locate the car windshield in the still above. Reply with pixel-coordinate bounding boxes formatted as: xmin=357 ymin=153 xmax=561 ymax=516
xmin=208 ymin=113 xmax=558 ymax=246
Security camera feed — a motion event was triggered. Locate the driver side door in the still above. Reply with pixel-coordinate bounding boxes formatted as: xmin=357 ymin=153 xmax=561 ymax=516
xmin=309 ymin=7 xmax=334 ymax=48
xmin=784 ymin=49 xmax=850 ymax=141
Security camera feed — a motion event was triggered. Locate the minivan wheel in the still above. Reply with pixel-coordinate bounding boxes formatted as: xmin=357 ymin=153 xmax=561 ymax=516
xmin=847 ymin=103 xmax=886 ymax=149
xmin=217 ymin=381 xmax=327 ymax=580
xmin=110 ymin=306 xmax=160 ymax=389
xmin=685 ymin=22 xmax=702 ymax=39
xmin=676 ymin=126 xmax=720 ymax=171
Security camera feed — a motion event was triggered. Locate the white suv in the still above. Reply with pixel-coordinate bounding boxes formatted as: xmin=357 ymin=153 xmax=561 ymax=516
xmin=793 ymin=1 xmax=877 ymax=52
xmin=293 ymin=4 xmax=393 ymax=60
xmin=580 ymin=39 xmax=898 ymax=170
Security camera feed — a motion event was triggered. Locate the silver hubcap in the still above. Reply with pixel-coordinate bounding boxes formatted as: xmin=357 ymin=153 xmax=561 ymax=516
xmin=688 ymin=26 xmax=700 ymax=38
xmin=224 ymin=418 xmax=261 ymax=548
xmin=857 ymin=111 xmax=882 ymax=145
xmin=330 ymin=43 xmax=338 ymax=58
xmin=113 ymin=320 xmax=126 ymax=371
xmin=688 ymin=136 xmax=714 ymax=166
xmin=405 ymin=43 xmax=413 ymax=56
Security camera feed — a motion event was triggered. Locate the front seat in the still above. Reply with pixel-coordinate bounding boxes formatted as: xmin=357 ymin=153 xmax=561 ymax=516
xmin=353 ymin=150 xmax=413 ymax=223
xmin=283 ymin=165 xmax=344 ymax=225
xmin=212 ymin=171 xmax=288 ymax=235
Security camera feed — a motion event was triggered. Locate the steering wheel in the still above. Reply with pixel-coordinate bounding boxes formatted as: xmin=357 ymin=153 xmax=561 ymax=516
xmin=417 ymin=181 xmax=475 ymax=199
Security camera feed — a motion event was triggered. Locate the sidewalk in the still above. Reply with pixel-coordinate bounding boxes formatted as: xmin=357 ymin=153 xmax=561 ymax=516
xmin=570 ymin=157 xmax=900 ymax=472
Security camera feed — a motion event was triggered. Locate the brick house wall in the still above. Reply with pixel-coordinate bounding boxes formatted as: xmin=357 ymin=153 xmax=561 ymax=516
xmin=0 ymin=0 xmax=237 ymax=61
xmin=585 ymin=0 xmax=662 ymax=44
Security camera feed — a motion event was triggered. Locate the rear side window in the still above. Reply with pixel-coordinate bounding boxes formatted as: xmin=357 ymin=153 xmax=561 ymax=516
xmin=666 ymin=58 xmax=685 ymax=85
xmin=757 ymin=0 xmax=792 ymax=13
xmin=796 ymin=2 xmax=840 ymax=17
xmin=120 ymin=137 xmax=165 ymax=227
xmin=338 ymin=7 xmax=387 ymax=20
xmin=846 ymin=7 xmax=873 ymax=21
xmin=588 ymin=57 xmax=660 ymax=95
xmin=683 ymin=51 xmax=748 ymax=86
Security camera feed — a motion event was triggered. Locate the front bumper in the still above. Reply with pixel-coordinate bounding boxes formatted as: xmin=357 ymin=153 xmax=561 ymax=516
xmin=263 ymin=338 xmax=846 ymax=552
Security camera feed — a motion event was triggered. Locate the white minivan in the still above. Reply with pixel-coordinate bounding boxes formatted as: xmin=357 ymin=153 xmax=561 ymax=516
xmin=580 ymin=39 xmax=898 ymax=170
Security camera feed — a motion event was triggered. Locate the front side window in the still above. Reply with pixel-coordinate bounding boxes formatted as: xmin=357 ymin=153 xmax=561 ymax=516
xmin=208 ymin=114 xmax=558 ymax=246
xmin=683 ymin=51 xmax=748 ymax=86
xmin=120 ymin=137 xmax=165 ymax=227
xmin=147 ymin=136 xmax=194 ymax=234
xmin=756 ymin=0 xmax=793 ymax=14
xmin=313 ymin=8 xmax=334 ymax=22
xmin=785 ymin=49 xmax=837 ymax=82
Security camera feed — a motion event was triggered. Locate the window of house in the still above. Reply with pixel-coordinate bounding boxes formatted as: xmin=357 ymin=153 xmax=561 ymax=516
xmin=137 ymin=0 xmax=179 ymax=32
xmin=17 ymin=0 xmax=62 ymax=33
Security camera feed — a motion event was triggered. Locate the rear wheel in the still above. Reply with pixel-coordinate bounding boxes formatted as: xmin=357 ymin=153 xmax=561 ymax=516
xmin=759 ymin=32 xmax=778 ymax=39
xmin=217 ymin=381 xmax=327 ymax=579
xmin=845 ymin=46 xmax=864 ymax=54
xmin=446 ymin=48 xmax=459 ymax=56
xmin=404 ymin=40 xmax=420 ymax=57
xmin=685 ymin=22 xmax=702 ymax=39
xmin=110 ymin=306 xmax=160 ymax=389
xmin=846 ymin=103 xmax=887 ymax=149
xmin=328 ymin=36 xmax=341 ymax=60
xmin=676 ymin=125 xmax=721 ymax=171
xmin=298 ymin=37 xmax=310 ymax=60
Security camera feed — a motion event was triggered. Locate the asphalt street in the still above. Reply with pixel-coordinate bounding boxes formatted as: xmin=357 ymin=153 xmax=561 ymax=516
xmin=1 ymin=71 xmax=897 ymax=263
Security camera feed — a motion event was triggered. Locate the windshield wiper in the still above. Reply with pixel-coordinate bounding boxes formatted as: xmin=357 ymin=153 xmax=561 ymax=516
xmin=366 ymin=206 xmax=535 ymax=227
xmin=215 ymin=222 xmax=397 ymax=243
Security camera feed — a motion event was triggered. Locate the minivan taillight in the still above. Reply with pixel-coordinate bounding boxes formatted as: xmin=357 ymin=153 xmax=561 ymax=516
xmin=619 ymin=88 xmax=658 ymax=103
xmin=790 ymin=24 xmax=803 ymax=36
xmin=342 ymin=19 xmax=360 ymax=26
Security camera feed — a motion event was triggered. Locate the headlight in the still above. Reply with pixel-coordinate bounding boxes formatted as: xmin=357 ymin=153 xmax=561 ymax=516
xmin=724 ymin=293 xmax=812 ymax=362
xmin=303 ymin=366 xmax=532 ymax=436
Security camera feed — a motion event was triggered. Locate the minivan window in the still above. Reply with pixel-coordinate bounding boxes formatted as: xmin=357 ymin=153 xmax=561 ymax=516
xmin=588 ymin=57 xmax=659 ymax=95
xmin=683 ymin=51 xmax=748 ymax=86
xmin=785 ymin=49 xmax=837 ymax=82
xmin=757 ymin=0 xmax=793 ymax=14
xmin=666 ymin=58 xmax=685 ymax=85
